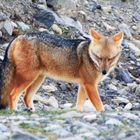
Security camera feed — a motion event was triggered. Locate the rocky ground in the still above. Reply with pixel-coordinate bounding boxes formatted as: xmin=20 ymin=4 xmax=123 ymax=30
xmin=0 ymin=0 xmax=140 ymax=140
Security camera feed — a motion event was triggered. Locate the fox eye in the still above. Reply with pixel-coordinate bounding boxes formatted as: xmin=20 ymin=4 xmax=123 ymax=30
xmin=108 ymin=58 xmax=113 ymax=61
xmin=98 ymin=57 xmax=103 ymax=61
xmin=96 ymin=56 xmax=103 ymax=61
xmin=109 ymin=52 xmax=120 ymax=61
xmin=91 ymin=52 xmax=102 ymax=60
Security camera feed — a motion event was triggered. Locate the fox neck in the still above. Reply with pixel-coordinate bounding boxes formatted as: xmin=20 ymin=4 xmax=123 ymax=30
xmin=87 ymin=43 xmax=100 ymax=72
xmin=80 ymin=42 xmax=100 ymax=74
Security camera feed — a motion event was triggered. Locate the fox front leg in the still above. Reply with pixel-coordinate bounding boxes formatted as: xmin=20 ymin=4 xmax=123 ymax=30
xmin=79 ymin=67 xmax=104 ymax=112
xmin=76 ymin=85 xmax=87 ymax=112
xmin=83 ymin=83 xmax=104 ymax=112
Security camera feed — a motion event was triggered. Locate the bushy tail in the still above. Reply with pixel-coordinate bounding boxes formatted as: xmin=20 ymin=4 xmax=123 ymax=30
xmin=0 ymin=44 xmax=15 ymax=109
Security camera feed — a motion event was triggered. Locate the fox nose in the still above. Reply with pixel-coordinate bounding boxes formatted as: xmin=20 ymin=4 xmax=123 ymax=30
xmin=102 ymin=70 xmax=107 ymax=75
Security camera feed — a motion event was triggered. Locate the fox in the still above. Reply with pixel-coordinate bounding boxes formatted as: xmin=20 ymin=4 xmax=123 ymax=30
xmin=0 ymin=29 xmax=123 ymax=112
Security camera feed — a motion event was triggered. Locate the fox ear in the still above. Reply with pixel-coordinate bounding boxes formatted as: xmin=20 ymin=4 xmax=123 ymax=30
xmin=112 ymin=32 xmax=124 ymax=44
xmin=89 ymin=28 xmax=102 ymax=41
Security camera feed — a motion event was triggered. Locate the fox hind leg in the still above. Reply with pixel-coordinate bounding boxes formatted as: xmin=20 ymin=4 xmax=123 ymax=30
xmin=9 ymin=87 xmax=22 ymax=110
xmin=9 ymin=81 xmax=33 ymax=110
xmin=24 ymin=74 xmax=45 ymax=112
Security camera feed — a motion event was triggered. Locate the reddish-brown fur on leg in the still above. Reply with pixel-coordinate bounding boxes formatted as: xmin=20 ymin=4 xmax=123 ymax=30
xmin=24 ymin=74 xmax=45 ymax=111
xmin=84 ymin=84 xmax=104 ymax=111
xmin=9 ymin=87 xmax=19 ymax=110
xmin=79 ymin=65 xmax=104 ymax=112
xmin=76 ymin=85 xmax=87 ymax=112
xmin=9 ymin=81 xmax=33 ymax=110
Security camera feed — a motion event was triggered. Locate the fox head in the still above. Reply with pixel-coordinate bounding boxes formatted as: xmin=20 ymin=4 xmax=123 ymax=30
xmin=89 ymin=29 xmax=123 ymax=75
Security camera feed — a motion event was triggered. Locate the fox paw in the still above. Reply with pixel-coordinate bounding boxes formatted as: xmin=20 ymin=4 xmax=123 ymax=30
xmin=76 ymin=106 xmax=83 ymax=112
xmin=96 ymin=106 xmax=105 ymax=112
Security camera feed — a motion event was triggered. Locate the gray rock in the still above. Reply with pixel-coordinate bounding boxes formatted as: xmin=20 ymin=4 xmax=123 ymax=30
xmin=121 ymin=40 xmax=129 ymax=48
xmin=124 ymin=103 xmax=132 ymax=110
xmin=132 ymin=14 xmax=140 ymax=22
xmin=104 ymin=104 xmax=112 ymax=111
xmin=135 ymin=86 xmax=140 ymax=95
xmin=118 ymin=23 xmax=132 ymax=39
xmin=4 ymin=20 xmax=14 ymax=35
xmin=48 ymin=96 xmax=59 ymax=108
xmin=11 ymin=21 xmax=18 ymax=28
xmin=92 ymin=2 xmax=101 ymax=12
xmin=105 ymin=112 xmax=119 ymax=118
xmin=58 ymin=15 xmax=83 ymax=31
xmin=42 ymin=84 xmax=57 ymax=93
xmin=0 ymin=135 xmax=8 ymax=140
xmin=118 ymin=88 xmax=129 ymax=95
xmin=17 ymin=21 xmax=30 ymax=31
xmin=105 ymin=118 xmax=123 ymax=126
xmin=108 ymin=84 xmax=117 ymax=91
xmin=102 ymin=22 xmax=116 ymax=32
xmin=122 ymin=113 xmax=139 ymax=120
xmin=9 ymin=115 xmax=26 ymax=121
xmin=61 ymin=103 xmax=73 ymax=109
xmin=71 ymin=121 xmax=94 ymax=133
xmin=125 ymin=135 xmax=139 ymax=140
xmin=0 ymin=124 xmax=8 ymax=132
xmin=83 ymin=114 xmax=97 ymax=122
xmin=34 ymin=95 xmax=58 ymax=108
xmin=115 ymin=68 xmax=133 ymax=84
xmin=118 ymin=132 xmax=126 ymax=139
xmin=133 ymin=103 xmax=140 ymax=110
xmin=0 ymin=55 xmax=3 ymax=61
xmin=44 ymin=124 xmax=62 ymax=131
xmin=47 ymin=0 xmax=78 ymax=11
xmin=113 ymin=97 xmax=129 ymax=104
xmin=63 ymin=132 xmax=98 ymax=140
xmin=83 ymin=100 xmax=96 ymax=112
xmin=0 ymin=43 xmax=9 ymax=49
xmin=77 ymin=11 xmax=87 ymax=22
xmin=102 ymin=6 xmax=112 ymax=13
xmin=33 ymin=8 xmax=55 ymax=28
xmin=0 ymin=22 xmax=4 ymax=30
xmin=132 ymin=25 xmax=137 ymax=30
xmin=11 ymin=131 xmax=41 ymax=140
xmin=0 ymin=13 xmax=8 ymax=21
xmin=38 ymin=0 xmax=47 ymax=5
xmin=59 ymin=111 xmax=83 ymax=119
xmin=53 ymin=128 xmax=72 ymax=137
xmin=33 ymin=7 xmax=90 ymax=39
